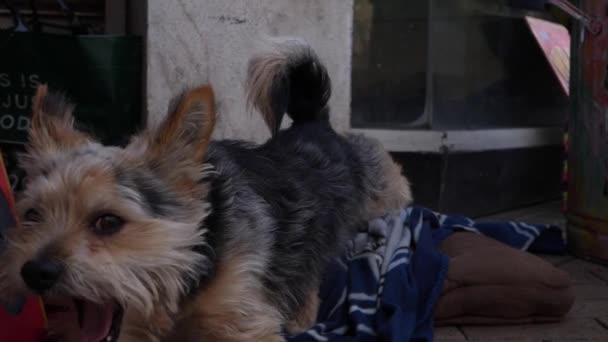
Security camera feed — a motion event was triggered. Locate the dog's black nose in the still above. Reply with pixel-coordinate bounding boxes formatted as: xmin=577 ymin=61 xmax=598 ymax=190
xmin=20 ymin=259 xmax=63 ymax=294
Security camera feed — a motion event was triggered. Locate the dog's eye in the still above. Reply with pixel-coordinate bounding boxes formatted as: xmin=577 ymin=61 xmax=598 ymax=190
xmin=23 ymin=209 xmax=42 ymax=223
xmin=91 ymin=214 xmax=125 ymax=236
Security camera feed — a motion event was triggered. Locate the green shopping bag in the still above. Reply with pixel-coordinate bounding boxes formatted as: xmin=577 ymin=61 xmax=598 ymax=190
xmin=0 ymin=31 xmax=143 ymax=146
xmin=0 ymin=143 xmax=25 ymax=192
xmin=0 ymin=0 xmax=143 ymax=191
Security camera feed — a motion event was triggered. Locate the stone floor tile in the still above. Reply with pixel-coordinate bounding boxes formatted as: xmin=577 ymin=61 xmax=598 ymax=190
xmin=572 ymin=284 xmax=608 ymax=301
xmin=560 ymin=259 xmax=608 ymax=285
xmin=567 ymin=300 xmax=608 ymax=318
xmin=597 ymin=317 xmax=608 ymax=330
xmin=538 ymin=254 xmax=575 ymax=266
xmin=461 ymin=318 xmax=607 ymax=341
xmin=434 ymin=326 xmax=467 ymax=342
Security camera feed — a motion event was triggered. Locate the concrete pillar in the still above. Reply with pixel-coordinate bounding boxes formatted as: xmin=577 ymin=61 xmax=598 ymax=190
xmin=146 ymin=0 xmax=354 ymax=142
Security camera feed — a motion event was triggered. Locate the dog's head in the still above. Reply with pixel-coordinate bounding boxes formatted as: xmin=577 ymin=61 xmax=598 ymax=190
xmin=1 ymin=85 xmax=216 ymax=341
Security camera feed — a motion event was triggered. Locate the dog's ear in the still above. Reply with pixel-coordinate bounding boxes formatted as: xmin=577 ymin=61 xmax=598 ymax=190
xmin=27 ymin=84 xmax=91 ymax=154
xmin=147 ymin=86 xmax=216 ymax=162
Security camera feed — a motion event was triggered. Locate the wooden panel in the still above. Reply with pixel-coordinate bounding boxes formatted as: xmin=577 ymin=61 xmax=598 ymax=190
xmin=392 ymin=146 xmax=563 ymax=217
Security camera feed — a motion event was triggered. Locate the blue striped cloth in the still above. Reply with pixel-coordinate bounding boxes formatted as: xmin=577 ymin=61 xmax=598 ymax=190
xmin=288 ymin=206 xmax=565 ymax=342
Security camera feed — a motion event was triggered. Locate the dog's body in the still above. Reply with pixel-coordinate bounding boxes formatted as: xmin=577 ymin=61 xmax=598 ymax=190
xmin=0 ymin=39 xmax=410 ymax=341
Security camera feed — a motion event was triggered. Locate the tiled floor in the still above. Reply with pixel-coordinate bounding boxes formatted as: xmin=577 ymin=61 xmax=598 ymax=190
xmin=434 ymin=201 xmax=608 ymax=342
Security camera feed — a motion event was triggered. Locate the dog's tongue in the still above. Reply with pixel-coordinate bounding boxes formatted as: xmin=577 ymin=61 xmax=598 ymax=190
xmin=81 ymin=301 xmax=114 ymax=342
xmin=44 ymin=297 xmax=114 ymax=342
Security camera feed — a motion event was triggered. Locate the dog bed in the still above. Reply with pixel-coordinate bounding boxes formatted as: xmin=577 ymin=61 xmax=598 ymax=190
xmin=288 ymin=207 xmax=574 ymax=342
xmin=435 ymin=232 xmax=574 ymax=326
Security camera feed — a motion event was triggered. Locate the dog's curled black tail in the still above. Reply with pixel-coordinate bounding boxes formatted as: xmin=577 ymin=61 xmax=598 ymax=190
xmin=246 ymin=38 xmax=332 ymax=135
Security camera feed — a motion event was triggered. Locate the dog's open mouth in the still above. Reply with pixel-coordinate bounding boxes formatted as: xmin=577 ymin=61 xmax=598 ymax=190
xmin=44 ymin=296 xmax=123 ymax=342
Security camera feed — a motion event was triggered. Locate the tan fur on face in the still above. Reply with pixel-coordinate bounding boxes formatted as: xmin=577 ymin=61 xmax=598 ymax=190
xmin=10 ymin=154 xmax=210 ymax=313
xmin=0 ymin=85 xmax=218 ymax=341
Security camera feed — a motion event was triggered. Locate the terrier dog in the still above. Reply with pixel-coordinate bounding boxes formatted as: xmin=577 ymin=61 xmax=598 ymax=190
xmin=0 ymin=39 xmax=411 ymax=341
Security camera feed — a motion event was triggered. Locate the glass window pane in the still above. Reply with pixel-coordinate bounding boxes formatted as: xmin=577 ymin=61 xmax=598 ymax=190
xmin=351 ymin=0 xmax=429 ymax=129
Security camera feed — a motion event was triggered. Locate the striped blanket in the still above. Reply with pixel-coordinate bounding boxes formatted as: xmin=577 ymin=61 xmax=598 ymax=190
xmin=289 ymin=207 xmax=565 ymax=342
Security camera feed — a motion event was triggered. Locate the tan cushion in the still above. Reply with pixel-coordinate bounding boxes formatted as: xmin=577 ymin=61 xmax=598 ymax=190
xmin=435 ymin=232 xmax=574 ymax=326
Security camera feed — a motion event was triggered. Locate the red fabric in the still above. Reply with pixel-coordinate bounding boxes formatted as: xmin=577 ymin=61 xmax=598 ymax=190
xmin=0 ymin=154 xmax=15 ymax=216
xmin=0 ymin=298 xmax=46 ymax=342
xmin=0 ymin=152 xmax=47 ymax=341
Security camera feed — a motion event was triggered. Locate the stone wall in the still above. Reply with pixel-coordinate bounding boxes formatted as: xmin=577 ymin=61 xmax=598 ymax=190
xmin=146 ymin=0 xmax=354 ymax=142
